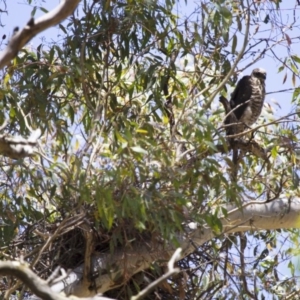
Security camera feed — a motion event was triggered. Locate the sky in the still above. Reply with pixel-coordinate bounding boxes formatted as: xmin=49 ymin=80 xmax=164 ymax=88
xmin=1 ymin=1 xmax=59 ymax=41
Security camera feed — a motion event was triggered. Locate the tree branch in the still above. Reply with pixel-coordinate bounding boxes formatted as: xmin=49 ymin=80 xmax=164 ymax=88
xmin=0 ymin=0 xmax=80 ymax=69
xmin=0 ymin=261 xmax=115 ymax=300
xmin=132 ymin=248 xmax=181 ymax=300
xmin=49 ymin=198 xmax=300 ymax=297
xmin=0 ymin=129 xmax=41 ymax=159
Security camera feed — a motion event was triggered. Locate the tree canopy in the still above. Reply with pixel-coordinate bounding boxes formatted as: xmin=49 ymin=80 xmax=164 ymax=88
xmin=1 ymin=0 xmax=300 ymax=299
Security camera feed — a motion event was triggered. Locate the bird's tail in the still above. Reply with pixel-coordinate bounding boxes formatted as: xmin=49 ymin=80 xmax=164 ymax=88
xmin=232 ymin=148 xmax=238 ymax=182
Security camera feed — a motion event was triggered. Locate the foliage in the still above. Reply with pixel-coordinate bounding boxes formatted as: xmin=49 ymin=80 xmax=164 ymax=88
xmin=1 ymin=0 xmax=300 ymax=299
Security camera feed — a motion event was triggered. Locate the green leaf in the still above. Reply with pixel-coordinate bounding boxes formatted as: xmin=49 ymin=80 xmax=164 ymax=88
xmin=292 ymin=55 xmax=300 ymax=64
xmin=292 ymin=170 xmax=300 ymax=189
xmin=31 ymin=6 xmax=37 ymax=17
xmin=205 ymin=214 xmax=222 ymax=235
xmin=288 ymin=260 xmax=295 ymax=276
xmin=271 ymin=146 xmax=278 ymax=158
xmin=232 ymin=35 xmax=237 ymax=54
xmin=219 ymin=6 xmax=232 ymax=23
xmin=131 ymin=146 xmax=148 ymax=154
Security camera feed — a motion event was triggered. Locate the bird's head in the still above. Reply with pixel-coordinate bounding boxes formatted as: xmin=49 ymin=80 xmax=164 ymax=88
xmin=252 ymin=68 xmax=267 ymax=81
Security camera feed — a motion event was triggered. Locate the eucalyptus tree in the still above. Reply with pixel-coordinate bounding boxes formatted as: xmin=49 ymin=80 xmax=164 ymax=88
xmin=0 ymin=0 xmax=300 ymax=299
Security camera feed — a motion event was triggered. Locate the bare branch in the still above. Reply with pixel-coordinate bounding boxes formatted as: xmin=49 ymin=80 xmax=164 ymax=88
xmin=0 ymin=129 xmax=41 ymax=159
xmin=0 ymin=0 xmax=80 ymax=69
xmin=0 ymin=261 xmax=115 ymax=300
xmin=266 ymin=88 xmax=295 ymax=95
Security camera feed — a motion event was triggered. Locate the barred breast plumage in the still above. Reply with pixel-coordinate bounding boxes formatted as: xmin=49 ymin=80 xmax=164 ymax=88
xmin=225 ymin=68 xmax=266 ymax=136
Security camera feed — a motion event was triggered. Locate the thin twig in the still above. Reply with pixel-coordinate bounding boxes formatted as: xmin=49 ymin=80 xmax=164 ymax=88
xmin=131 ymin=248 xmax=182 ymax=300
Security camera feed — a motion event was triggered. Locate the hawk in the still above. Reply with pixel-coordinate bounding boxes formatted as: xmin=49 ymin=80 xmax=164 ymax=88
xmin=224 ymin=68 xmax=267 ymax=137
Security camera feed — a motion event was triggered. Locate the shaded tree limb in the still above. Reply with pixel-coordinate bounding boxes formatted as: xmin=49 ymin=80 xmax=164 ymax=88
xmin=163 ymin=50 xmax=180 ymax=137
xmin=81 ymin=223 xmax=95 ymax=291
xmin=131 ymin=248 xmax=181 ymax=300
xmin=214 ymin=140 xmax=268 ymax=161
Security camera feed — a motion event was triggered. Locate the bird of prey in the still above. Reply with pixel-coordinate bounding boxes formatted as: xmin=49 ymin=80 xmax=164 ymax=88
xmin=224 ymin=68 xmax=267 ymax=137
